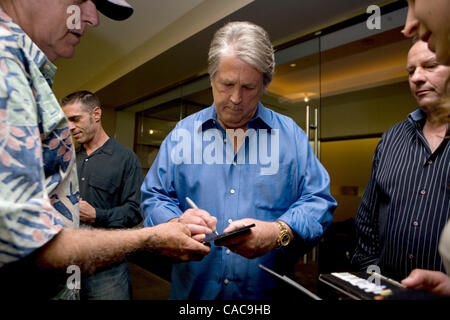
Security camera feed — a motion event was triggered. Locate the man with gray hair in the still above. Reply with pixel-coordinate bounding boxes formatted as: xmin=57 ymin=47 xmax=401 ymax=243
xmin=141 ymin=21 xmax=336 ymax=299
xmin=0 ymin=0 xmax=210 ymax=300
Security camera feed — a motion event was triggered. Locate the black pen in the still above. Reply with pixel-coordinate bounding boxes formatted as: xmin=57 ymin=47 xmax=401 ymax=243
xmin=186 ymin=197 xmax=219 ymax=236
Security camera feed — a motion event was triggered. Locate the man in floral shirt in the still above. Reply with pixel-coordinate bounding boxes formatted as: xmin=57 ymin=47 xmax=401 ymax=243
xmin=0 ymin=0 xmax=210 ymax=299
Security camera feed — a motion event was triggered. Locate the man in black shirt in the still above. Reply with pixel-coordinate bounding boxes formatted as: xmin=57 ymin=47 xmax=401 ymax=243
xmin=352 ymin=40 xmax=450 ymax=281
xmin=62 ymin=90 xmax=143 ymax=299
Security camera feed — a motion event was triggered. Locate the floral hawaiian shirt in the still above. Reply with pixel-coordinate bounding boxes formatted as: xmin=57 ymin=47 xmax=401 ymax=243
xmin=0 ymin=9 xmax=79 ymax=267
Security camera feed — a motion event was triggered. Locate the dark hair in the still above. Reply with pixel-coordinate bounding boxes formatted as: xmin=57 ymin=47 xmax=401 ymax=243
xmin=61 ymin=90 xmax=101 ymax=113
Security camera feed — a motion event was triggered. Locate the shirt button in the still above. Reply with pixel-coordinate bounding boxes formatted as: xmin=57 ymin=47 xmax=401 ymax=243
xmin=232 ymin=162 xmax=237 ymax=166
xmin=427 ymin=160 xmax=433 ymax=165
xmin=230 ymin=189 xmax=235 ymax=194
xmin=81 ymin=177 xmax=85 ymax=181
xmin=228 ymin=218 xmax=233 ymax=224
xmin=226 ymin=249 xmax=231 ymax=255
xmin=224 ymin=279 xmax=229 ymax=285
xmin=420 ymin=189 xmax=426 ymax=195
xmin=409 ymin=254 xmax=414 ymax=260
xmin=85 ymin=159 xmax=89 ymax=162
xmin=412 ymin=221 xmax=419 ymax=227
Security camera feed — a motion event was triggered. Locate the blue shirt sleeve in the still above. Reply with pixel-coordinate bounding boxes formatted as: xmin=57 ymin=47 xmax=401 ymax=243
xmin=278 ymin=122 xmax=336 ymax=246
xmin=140 ymin=128 xmax=184 ymax=226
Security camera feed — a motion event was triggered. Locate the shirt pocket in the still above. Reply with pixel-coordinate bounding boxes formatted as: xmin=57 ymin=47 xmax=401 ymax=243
xmin=88 ymin=173 xmax=120 ymax=195
xmin=252 ymin=166 xmax=296 ymax=212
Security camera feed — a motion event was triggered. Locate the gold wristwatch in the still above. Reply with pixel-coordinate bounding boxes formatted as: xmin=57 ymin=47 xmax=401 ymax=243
xmin=275 ymin=221 xmax=291 ymax=248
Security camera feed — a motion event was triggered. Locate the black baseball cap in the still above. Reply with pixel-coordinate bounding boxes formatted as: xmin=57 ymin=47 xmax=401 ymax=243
xmin=94 ymin=0 xmax=134 ymax=21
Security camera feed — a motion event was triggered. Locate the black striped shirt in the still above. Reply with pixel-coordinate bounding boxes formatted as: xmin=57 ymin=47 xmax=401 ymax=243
xmin=352 ymin=108 xmax=450 ymax=281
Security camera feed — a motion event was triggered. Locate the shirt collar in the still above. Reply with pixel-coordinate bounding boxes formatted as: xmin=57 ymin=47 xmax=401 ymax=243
xmin=408 ymin=108 xmax=427 ymax=122
xmin=100 ymin=138 xmax=114 ymax=155
xmin=198 ymin=102 xmax=274 ymax=132
xmin=40 ymin=60 xmax=57 ymax=88
xmin=251 ymin=102 xmax=274 ymax=129
xmin=408 ymin=108 xmax=427 ymax=129
xmin=408 ymin=107 xmax=450 ymax=140
xmin=78 ymin=137 xmax=114 ymax=156
xmin=0 ymin=8 xmax=55 ymax=85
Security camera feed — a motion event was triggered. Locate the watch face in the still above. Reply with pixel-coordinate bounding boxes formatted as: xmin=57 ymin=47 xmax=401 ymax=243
xmin=281 ymin=233 xmax=290 ymax=246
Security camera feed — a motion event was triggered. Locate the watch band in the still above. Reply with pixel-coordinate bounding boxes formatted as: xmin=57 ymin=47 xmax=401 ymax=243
xmin=275 ymin=221 xmax=291 ymax=249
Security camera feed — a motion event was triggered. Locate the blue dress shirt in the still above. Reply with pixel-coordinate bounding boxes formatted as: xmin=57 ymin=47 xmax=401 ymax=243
xmin=141 ymin=103 xmax=336 ymax=299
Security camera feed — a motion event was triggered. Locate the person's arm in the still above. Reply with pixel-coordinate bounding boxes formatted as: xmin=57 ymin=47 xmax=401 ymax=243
xmin=94 ymin=153 xmax=143 ymax=228
xmin=350 ymin=139 xmax=384 ymax=271
xmin=140 ymin=131 xmax=216 ymax=240
xmin=402 ymin=269 xmax=450 ymax=296
xmin=221 ymin=123 xmax=336 ymax=259
xmin=276 ymin=124 xmax=336 ymax=248
xmin=141 ymin=128 xmax=190 ymax=226
xmin=34 ymin=222 xmax=210 ymax=274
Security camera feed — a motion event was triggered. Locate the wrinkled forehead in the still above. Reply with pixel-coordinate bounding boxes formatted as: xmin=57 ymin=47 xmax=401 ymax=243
xmin=216 ymin=56 xmax=263 ymax=79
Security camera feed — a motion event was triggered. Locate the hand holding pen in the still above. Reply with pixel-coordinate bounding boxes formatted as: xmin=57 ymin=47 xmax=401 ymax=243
xmin=178 ymin=197 xmax=218 ymax=242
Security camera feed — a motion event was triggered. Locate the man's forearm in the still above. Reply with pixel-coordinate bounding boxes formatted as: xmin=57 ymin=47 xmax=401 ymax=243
xmin=35 ymin=227 xmax=151 ymax=274
xmin=34 ymin=222 xmax=210 ymax=274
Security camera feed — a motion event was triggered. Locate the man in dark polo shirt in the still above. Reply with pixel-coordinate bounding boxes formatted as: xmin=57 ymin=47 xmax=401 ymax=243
xmin=62 ymin=90 xmax=143 ymax=300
